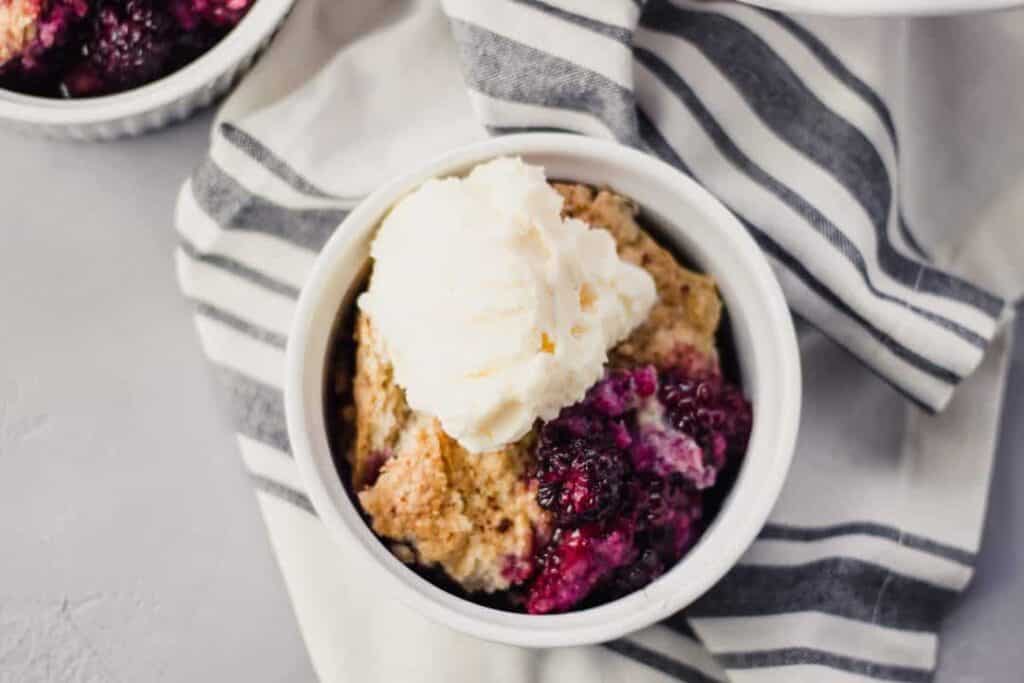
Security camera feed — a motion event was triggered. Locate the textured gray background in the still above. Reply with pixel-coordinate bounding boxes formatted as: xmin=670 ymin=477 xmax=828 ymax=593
xmin=0 ymin=113 xmax=1019 ymax=682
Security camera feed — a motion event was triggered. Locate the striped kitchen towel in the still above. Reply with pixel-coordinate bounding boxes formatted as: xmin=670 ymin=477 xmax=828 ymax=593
xmin=174 ymin=1 xmax=1024 ymax=681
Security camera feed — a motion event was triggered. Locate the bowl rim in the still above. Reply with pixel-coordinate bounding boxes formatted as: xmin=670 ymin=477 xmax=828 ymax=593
xmin=739 ymin=0 xmax=1023 ymax=14
xmin=0 ymin=0 xmax=294 ymax=124
xmin=285 ymin=133 xmax=802 ymax=647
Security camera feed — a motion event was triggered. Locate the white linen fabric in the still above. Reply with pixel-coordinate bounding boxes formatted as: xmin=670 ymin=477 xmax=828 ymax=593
xmin=174 ymin=1 xmax=1024 ymax=681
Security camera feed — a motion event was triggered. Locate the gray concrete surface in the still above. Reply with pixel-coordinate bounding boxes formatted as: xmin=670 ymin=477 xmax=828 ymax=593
xmin=0 ymin=113 xmax=315 ymax=683
xmin=0 ymin=114 xmax=1018 ymax=683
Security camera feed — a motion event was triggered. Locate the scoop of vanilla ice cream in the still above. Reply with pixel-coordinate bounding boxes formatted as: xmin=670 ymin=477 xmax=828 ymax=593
xmin=358 ymin=157 xmax=657 ymax=453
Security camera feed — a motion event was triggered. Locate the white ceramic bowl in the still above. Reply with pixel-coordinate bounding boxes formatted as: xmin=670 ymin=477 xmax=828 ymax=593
xmin=0 ymin=0 xmax=293 ymax=140
xmin=285 ymin=134 xmax=801 ymax=647
xmin=741 ymin=0 xmax=1023 ymax=14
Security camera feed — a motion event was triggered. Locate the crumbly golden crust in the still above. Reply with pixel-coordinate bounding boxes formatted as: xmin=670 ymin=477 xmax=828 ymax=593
xmin=352 ymin=313 xmax=545 ymax=592
xmin=0 ymin=0 xmax=40 ymax=64
xmin=350 ymin=314 xmax=412 ymax=489
xmin=554 ymin=183 xmax=721 ymax=368
xmin=357 ymin=411 xmax=543 ymax=593
xmin=346 ymin=183 xmax=722 ymax=593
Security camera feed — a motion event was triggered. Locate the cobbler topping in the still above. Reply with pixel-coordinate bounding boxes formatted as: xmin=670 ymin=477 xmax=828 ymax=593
xmin=0 ymin=0 xmax=42 ymax=64
xmin=350 ymin=314 xmax=411 ymax=490
xmin=524 ymin=364 xmax=751 ymax=613
xmin=352 ymin=313 xmax=549 ymax=594
xmin=356 ymin=411 xmax=547 ymax=594
xmin=0 ymin=0 xmax=252 ymax=97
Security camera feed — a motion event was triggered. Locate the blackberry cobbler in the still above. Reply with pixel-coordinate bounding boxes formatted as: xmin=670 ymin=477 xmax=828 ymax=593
xmin=0 ymin=0 xmax=254 ymax=97
xmin=327 ymin=162 xmax=753 ymax=614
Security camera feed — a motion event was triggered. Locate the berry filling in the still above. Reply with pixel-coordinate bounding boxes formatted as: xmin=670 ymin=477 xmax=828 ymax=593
xmin=524 ymin=362 xmax=752 ymax=614
xmin=0 ymin=0 xmax=254 ymax=97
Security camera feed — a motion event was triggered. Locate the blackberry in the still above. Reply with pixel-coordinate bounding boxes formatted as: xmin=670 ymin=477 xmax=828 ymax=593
xmin=524 ymin=361 xmax=750 ymax=612
xmin=171 ymin=0 xmax=252 ymax=30
xmin=586 ymin=365 xmax=656 ymax=416
xmin=76 ymin=0 xmax=175 ymax=94
xmin=525 ymin=522 xmax=636 ymax=615
xmin=535 ymin=396 xmax=632 ymax=526
xmin=608 ymin=549 xmax=664 ymax=597
xmin=660 ymin=368 xmax=753 ymax=473
xmin=626 ymin=475 xmax=703 ymax=559
xmin=536 ymin=444 xmax=625 ymax=525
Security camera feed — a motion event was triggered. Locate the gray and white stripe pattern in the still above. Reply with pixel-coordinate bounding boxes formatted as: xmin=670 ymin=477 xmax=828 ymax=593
xmin=175 ymin=2 xmax=1013 ymax=682
xmin=446 ymin=0 xmax=1004 ymax=411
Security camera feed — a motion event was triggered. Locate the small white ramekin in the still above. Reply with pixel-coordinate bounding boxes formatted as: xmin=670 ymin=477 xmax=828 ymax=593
xmin=0 ymin=0 xmax=293 ymax=140
xmin=285 ymin=134 xmax=802 ymax=648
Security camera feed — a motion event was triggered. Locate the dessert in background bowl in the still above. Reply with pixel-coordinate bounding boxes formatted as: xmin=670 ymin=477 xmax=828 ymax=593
xmin=286 ymin=134 xmax=800 ymax=646
xmin=0 ymin=0 xmax=253 ymax=97
xmin=0 ymin=0 xmax=293 ymax=138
